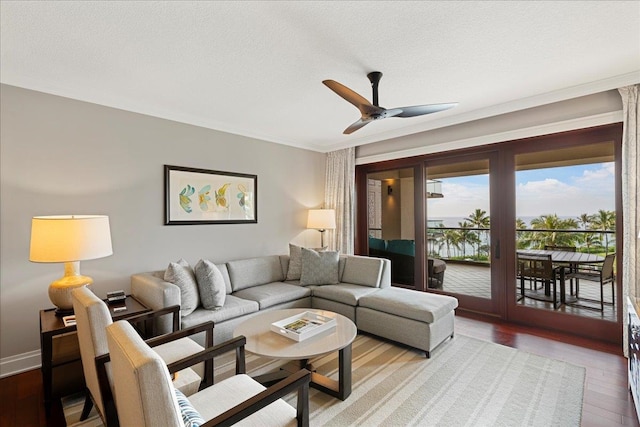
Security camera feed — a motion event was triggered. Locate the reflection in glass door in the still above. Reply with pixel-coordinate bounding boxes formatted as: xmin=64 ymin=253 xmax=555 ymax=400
xmin=366 ymin=168 xmax=417 ymax=288
xmin=425 ymin=157 xmax=497 ymax=312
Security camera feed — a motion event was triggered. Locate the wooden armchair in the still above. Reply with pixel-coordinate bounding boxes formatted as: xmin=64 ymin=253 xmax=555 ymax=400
xmin=71 ymin=286 xmax=214 ymax=426
xmin=106 ymin=320 xmax=311 ymax=427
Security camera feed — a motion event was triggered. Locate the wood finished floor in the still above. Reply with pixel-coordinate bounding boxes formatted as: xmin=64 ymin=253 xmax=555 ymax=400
xmin=0 ymin=314 xmax=636 ymax=427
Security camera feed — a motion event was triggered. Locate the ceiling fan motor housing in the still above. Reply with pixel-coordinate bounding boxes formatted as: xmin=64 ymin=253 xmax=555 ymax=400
xmin=367 ymin=71 xmax=383 ymax=106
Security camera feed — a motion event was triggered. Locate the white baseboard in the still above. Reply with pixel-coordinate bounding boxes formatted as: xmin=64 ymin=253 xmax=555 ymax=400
xmin=0 ymin=350 xmax=41 ymax=378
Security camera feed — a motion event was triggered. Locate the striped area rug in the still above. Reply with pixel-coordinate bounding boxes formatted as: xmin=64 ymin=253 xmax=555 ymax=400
xmin=64 ymin=334 xmax=584 ymax=426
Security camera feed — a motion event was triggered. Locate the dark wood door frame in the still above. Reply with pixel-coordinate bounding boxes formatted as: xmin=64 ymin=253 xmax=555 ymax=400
xmin=355 ymin=123 xmax=624 ymax=345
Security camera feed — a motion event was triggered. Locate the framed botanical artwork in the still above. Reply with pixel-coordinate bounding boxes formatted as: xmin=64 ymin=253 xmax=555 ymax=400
xmin=164 ymin=165 xmax=257 ymax=225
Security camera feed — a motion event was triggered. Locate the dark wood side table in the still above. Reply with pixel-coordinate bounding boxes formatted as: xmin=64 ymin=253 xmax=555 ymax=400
xmin=39 ymin=295 xmax=151 ymax=416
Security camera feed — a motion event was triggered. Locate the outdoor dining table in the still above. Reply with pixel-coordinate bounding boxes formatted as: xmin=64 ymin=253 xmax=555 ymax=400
xmin=517 ymin=249 xmax=605 ymax=306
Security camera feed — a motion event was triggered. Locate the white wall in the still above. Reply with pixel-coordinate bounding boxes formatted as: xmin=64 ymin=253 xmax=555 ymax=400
xmin=0 ymin=85 xmax=326 ymax=375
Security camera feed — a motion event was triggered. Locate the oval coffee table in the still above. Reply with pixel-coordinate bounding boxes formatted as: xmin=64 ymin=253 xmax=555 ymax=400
xmin=233 ymin=308 xmax=357 ymax=400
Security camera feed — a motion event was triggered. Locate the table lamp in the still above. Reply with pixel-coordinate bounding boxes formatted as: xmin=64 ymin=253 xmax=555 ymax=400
xmin=307 ymin=209 xmax=336 ymax=248
xmin=29 ymin=215 xmax=113 ymax=315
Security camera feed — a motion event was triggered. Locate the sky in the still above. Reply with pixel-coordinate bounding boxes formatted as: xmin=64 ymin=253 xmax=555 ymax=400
xmin=427 ymin=162 xmax=615 ymax=220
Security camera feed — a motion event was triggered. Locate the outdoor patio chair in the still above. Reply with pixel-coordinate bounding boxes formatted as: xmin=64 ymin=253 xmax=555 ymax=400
xmin=105 ymin=320 xmax=311 ymax=427
xmin=517 ymin=253 xmax=560 ymax=309
xmin=566 ymin=253 xmax=615 ymax=311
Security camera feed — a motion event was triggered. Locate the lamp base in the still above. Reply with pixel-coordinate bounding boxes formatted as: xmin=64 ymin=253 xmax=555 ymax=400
xmin=48 ymin=261 xmax=94 ymax=313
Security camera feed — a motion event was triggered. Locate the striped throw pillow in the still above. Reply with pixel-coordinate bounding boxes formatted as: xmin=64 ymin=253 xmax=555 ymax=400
xmin=175 ymin=388 xmax=204 ymax=427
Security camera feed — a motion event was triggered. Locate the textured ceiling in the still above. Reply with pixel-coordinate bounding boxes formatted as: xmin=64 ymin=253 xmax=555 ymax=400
xmin=1 ymin=1 xmax=639 ymax=152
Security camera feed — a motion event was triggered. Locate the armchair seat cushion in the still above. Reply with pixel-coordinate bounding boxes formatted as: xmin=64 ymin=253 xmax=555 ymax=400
xmin=233 ymin=282 xmax=311 ymax=309
xmin=189 ymin=374 xmax=297 ymax=426
xmin=155 ymin=338 xmax=206 ymax=383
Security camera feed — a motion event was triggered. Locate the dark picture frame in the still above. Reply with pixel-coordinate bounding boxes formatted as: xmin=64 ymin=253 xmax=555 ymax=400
xmin=164 ymin=165 xmax=257 ymax=225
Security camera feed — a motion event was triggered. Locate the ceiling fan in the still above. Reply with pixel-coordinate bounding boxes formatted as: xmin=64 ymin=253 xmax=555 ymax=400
xmin=323 ymin=71 xmax=457 ymax=135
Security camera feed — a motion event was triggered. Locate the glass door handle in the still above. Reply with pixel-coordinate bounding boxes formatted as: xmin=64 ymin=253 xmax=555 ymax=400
xmin=495 ymin=239 xmax=500 ymax=259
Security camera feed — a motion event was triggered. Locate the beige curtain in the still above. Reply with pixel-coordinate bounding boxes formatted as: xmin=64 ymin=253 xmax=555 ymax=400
xmin=324 ymin=147 xmax=355 ymax=254
xmin=619 ymin=84 xmax=639 ymax=357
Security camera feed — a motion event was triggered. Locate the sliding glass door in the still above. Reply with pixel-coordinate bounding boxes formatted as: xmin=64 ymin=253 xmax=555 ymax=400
xmin=425 ymin=154 xmax=500 ymax=313
xmin=514 ymin=142 xmax=617 ymax=321
xmin=355 ymin=123 xmax=622 ymax=343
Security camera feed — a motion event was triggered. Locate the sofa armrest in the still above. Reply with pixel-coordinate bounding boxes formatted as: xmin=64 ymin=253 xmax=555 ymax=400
xmin=131 ymin=271 xmax=181 ymax=335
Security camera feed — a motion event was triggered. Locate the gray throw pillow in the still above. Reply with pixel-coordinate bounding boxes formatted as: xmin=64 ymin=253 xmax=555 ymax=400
xmin=164 ymin=259 xmax=199 ymax=316
xmin=286 ymin=243 xmax=328 ymax=281
xmin=300 ymin=248 xmax=340 ymax=285
xmin=194 ymin=259 xmax=226 ymax=309
xmin=286 ymin=244 xmax=304 ymax=280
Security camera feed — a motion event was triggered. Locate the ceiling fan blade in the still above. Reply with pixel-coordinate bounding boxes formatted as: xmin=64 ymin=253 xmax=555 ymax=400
xmin=395 ymin=103 xmax=458 ymax=118
xmin=323 ymin=80 xmax=373 ymax=114
xmin=343 ymin=118 xmax=371 ymax=135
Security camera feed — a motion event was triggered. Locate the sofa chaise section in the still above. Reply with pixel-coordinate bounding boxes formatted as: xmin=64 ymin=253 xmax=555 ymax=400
xmin=357 ymin=287 xmax=458 ymax=357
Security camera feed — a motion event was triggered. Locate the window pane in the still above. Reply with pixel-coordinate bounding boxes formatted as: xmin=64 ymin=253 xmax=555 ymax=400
xmin=426 ymin=160 xmax=491 ymax=298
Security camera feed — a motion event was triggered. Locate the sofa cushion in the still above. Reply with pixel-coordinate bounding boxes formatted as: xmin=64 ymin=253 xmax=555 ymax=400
xmin=233 ymin=282 xmax=311 ymax=309
xmin=311 ymin=283 xmax=380 ymax=306
xmin=300 ymin=248 xmax=340 ymax=285
xmin=358 ymin=287 xmax=458 ymax=323
xmin=181 ymin=295 xmax=259 ymax=328
xmin=227 ymin=256 xmax=284 ymax=291
xmin=164 ymin=259 xmax=199 ymax=316
xmin=341 ymin=256 xmax=383 ymax=288
xmin=194 ymin=259 xmax=226 ymax=309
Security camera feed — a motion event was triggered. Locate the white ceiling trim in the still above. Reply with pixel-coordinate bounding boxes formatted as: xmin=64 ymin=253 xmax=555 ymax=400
xmin=355 ymin=111 xmax=623 ymax=165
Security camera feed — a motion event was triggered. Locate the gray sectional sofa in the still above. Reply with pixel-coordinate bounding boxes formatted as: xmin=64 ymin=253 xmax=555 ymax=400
xmin=131 ymin=253 xmax=458 ymax=357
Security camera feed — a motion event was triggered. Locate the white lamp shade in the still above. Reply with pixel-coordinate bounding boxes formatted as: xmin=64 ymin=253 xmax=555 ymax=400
xmin=307 ymin=209 xmax=336 ymax=230
xmin=30 ymin=215 xmax=113 ymax=263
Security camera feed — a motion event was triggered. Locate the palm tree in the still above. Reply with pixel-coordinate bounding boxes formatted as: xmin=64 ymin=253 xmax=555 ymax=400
xmin=438 ymin=228 xmax=461 ymax=258
xmin=575 ymin=232 xmax=601 ymax=252
xmin=515 ymin=218 xmax=531 ymax=249
xmin=577 ymin=213 xmax=591 ymax=229
xmin=529 ymin=214 xmax=578 ymax=248
xmin=457 ymin=221 xmax=475 ymax=258
xmin=589 ymin=209 xmax=616 ymax=253
xmin=576 ymin=212 xmax=595 ymax=251
xmin=465 ymin=209 xmax=490 ymax=258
